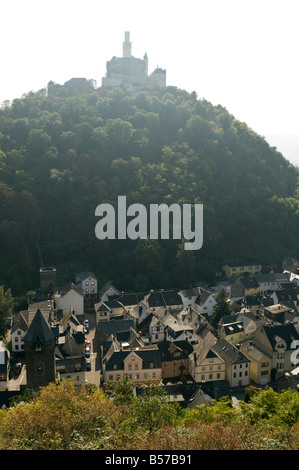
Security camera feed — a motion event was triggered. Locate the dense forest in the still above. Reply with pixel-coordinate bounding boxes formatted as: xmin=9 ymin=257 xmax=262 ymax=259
xmin=0 ymin=79 xmax=299 ymax=294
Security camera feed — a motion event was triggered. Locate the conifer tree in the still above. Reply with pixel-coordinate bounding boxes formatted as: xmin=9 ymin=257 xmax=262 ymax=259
xmin=212 ymin=288 xmax=230 ymax=329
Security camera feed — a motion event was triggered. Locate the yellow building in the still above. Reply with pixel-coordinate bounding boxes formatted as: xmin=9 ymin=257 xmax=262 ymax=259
xmin=223 ymin=262 xmax=262 ymax=279
xmin=218 ymin=321 xmax=245 ymax=345
xmin=241 ymin=341 xmax=272 ymax=385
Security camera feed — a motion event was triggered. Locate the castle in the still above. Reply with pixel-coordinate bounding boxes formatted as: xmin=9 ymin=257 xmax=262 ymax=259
xmin=102 ymin=32 xmax=166 ymax=92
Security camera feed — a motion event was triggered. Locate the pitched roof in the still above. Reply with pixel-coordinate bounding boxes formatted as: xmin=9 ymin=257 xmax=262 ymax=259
xmin=262 ymin=323 xmax=299 ymax=350
xmin=23 ymin=309 xmax=55 ymax=343
xmin=98 ymin=319 xmax=135 ymax=335
xmin=212 ymin=339 xmax=250 ymax=365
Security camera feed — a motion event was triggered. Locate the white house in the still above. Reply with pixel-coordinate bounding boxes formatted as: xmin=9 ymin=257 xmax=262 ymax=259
xmin=256 ymin=273 xmax=289 ymax=293
xmin=11 ymin=300 xmax=54 ymax=353
xmin=178 ymin=287 xmax=201 ymax=309
xmin=54 ymin=284 xmax=84 ymax=316
xmin=188 ymin=341 xmax=226 ymax=383
xmin=193 ymin=288 xmax=216 ymax=317
xmin=98 ymin=281 xmax=120 ymax=302
xmin=11 ymin=311 xmax=28 ymax=353
xmin=76 ymin=272 xmax=98 ymax=298
xmin=0 ymin=340 xmax=9 ymax=384
xmin=149 ymin=315 xmax=165 ymax=343
xmin=212 ymin=339 xmax=251 ymax=388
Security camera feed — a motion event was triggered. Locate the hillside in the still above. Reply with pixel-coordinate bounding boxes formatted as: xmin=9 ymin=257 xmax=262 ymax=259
xmin=0 ymin=80 xmax=298 ymax=293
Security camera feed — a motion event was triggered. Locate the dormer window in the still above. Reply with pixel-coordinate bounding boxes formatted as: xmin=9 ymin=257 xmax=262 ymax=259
xmin=35 ymin=340 xmax=42 ymax=352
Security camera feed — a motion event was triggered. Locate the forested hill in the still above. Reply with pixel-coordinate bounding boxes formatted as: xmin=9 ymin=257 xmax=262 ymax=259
xmin=0 ymin=79 xmax=299 ymax=294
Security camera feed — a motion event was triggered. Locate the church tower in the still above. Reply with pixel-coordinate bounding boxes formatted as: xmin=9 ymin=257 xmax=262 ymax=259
xmin=24 ymin=309 xmax=56 ymax=389
xmin=123 ymin=31 xmax=132 ymax=58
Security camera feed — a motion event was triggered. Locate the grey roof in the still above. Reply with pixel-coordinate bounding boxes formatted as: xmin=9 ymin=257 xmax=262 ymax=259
xmin=98 ymin=319 xmax=135 ymax=335
xmin=223 ymin=322 xmax=244 ymax=335
xmin=263 ymin=323 xmax=299 ymax=350
xmin=56 ymin=283 xmax=84 ymax=297
xmin=23 ymin=309 xmax=56 ymax=343
xmin=195 ymin=288 xmax=212 ymax=306
xmin=256 ymin=273 xmax=289 ymax=283
xmin=146 ymin=290 xmax=182 ymax=308
xmin=212 ymin=339 xmax=250 ymax=365
xmin=104 ymin=347 xmax=161 ymax=371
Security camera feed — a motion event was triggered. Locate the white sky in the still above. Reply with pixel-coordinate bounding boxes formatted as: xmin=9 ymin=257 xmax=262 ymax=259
xmin=1 ymin=0 xmax=299 ymax=162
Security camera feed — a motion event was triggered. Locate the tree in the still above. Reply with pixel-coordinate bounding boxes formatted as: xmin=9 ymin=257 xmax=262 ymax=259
xmin=105 ymin=375 xmax=134 ymax=405
xmin=212 ymin=288 xmax=231 ymax=329
xmin=131 ymin=384 xmax=179 ymax=434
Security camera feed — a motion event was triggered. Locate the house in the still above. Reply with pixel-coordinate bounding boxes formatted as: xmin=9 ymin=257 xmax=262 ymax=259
xmin=97 ymin=318 xmax=135 ymax=346
xmin=178 ymin=307 xmax=217 ymax=347
xmin=11 ymin=311 xmax=29 ymax=353
xmin=76 ymin=272 xmax=98 ymax=299
xmin=270 ymin=287 xmax=299 ymax=312
xmin=212 ymin=339 xmax=251 ymax=387
xmin=282 ymin=257 xmax=299 ymax=274
xmin=193 ymin=288 xmax=216 ymax=317
xmin=218 ymin=319 xmax=245 ymax=345
xmin=143 ymin=290 xmax=183 ymax=311
xmin=158 ymin=340 xmax=193 ymax=380
xmin=240 ymin=341 xmax=272 ymax=385
xmin=223 ymin=262 xmax=262 ymax=279
xmin=11 ymin=300 xmax=54 ymax=353
xmin=239 ymin=309 xmax=260 ymax=338
xmin=0 ymin=341 xmax=9 ymax=385
xmin=98 ymin=281 xmax=120 ymax=302
xmin=164 ymin=314 xmax=198 ymax=345
xmin=251 ymin=323 xmax=299 ymax=379
xmin=263 ymin=303 xmax=296 ymax=325
xmin=53 ymin=308 xmax=86 ymax=388
xmin=95 ymin=302 xmax=112 ymax=322
xmin=230 ymin=277 xmax=260 ymax=300
xmin=188 ymin=341 xmax=226 ymax=383
xmin=256 ymin=272 xmax=290 ymax=293
xmin=149 ymin=315 xmax=165 ymax=343
xmin=109 ymin=293 xmax=139 ymax=314
xmin=54 ymin=284 xmax=84 ymax=317
xmin=102 ymin=343 xmax=162 ymax=386
xmin=178 ymin=286 xmax=201 ymax=309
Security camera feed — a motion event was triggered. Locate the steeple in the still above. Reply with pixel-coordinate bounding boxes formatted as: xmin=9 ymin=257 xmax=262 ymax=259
xmin=24 ymin=309 xmax=56 ymax=389
xmin=123 ymin=31 xmax=132 ymax=58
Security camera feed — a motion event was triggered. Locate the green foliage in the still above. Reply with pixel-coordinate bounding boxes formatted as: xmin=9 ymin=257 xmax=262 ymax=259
xmin=0 ymin=82 xmax=298 ymax=293
xmin=212 ymin=288 xmax=231 ymax=328
xmin=0 ymin=381 xmax=299 ymax=450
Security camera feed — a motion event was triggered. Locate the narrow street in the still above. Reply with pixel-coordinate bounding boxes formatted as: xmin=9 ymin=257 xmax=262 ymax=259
xmin=84 ymin=311 xmax=101 ymax=387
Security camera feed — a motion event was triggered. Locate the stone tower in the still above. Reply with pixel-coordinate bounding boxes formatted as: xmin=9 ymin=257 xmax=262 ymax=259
xmin=40 ymin=267 xmax=56 ymax=292
xmin=123 ymin=31 xmax=132 ymax=58
xmin=24 ymin=309 xmax=56 ymax=389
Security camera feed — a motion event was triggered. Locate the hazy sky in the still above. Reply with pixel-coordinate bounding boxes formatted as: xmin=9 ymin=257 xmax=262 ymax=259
xmin=1 ymin=0 xmax=299 ymax=161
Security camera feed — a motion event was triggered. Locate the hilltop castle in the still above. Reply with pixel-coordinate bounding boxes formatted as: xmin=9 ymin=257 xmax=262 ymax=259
xmin=102 ymin=32 xmax=166 ymax=92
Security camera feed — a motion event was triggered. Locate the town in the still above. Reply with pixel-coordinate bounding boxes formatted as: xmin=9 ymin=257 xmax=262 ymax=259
xmin=1 ymin=256 xmax=299 ymax=408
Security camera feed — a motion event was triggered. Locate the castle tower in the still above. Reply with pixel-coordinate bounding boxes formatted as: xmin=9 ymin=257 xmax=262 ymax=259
xmin=24 ymin=309 xmax=56 ymax=389
xmin=123 ymin=31 xmax=132 ymax=58
xmin=144 ymin=52 xmax=148 ymax=76
xmin=40 ymin=267 xmax=56 ymax=292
